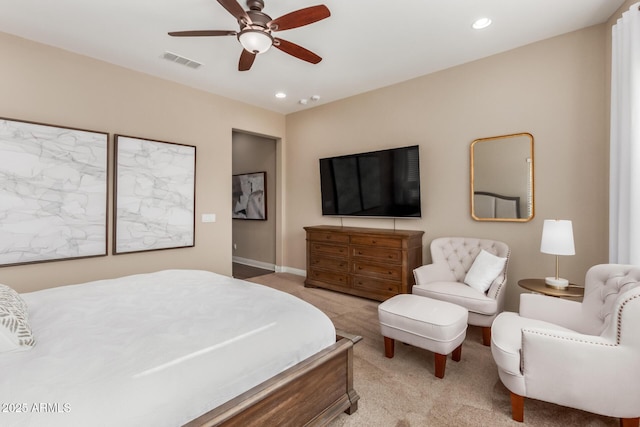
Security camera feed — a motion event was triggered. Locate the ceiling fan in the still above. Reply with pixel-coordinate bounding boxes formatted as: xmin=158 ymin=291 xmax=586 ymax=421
xmin=168 ymin=0 xmax=330 ymax=71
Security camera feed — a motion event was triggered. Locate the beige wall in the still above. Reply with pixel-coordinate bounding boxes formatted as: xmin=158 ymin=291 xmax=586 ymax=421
xmin=0 ymin=32 xmax=285 ymax=293
xmin=284 ymin=25 xmax=609 ymax=311
xmin=232 ymin=132 xmax=277 ymax=266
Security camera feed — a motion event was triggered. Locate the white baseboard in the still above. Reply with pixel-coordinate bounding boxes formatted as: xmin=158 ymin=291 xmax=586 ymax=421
xmin=277 ymin=266 xmax=306 ymax=277
xmin=232 ymin=256 xmax=275 ymax=271
xmin=232 ymin=257 xmax=306 ymax=277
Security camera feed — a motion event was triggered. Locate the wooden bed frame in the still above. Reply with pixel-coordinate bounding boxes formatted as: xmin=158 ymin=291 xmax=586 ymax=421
xmin=186 ymin=333 xmax=360 ymax=426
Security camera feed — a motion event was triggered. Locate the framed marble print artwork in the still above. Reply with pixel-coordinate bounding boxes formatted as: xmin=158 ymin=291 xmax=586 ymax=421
xmin=114 ymin=135 xmax=196 ymax=254
xmin=0 ymin=117 xmax=108 ymax=266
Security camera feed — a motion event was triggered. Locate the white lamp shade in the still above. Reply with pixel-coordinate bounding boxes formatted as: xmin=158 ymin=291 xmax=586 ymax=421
xmin=540 ymin=219 xmax=575 ymax=256
xmin=238 ymin=30 xmax=273 ymax=54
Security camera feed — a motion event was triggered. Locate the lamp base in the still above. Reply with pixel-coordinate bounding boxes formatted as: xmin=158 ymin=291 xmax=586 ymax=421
xmin=545 ymin=277 xmax=569 ymax=289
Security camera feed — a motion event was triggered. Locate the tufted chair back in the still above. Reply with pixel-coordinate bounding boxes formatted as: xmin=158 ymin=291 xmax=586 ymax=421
xmin=430 ymin=237 xmax=511 ymax=300
xmin=579 ymin=263 xmax=640 ymax=337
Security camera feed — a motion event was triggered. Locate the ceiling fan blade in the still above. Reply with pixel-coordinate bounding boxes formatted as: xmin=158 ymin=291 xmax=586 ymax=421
xmin=217 ymin=0 xmax=251 ymax=24
xmin=239 ymin=49 xmax=257 ymax=71
xmin=168 ymin=30 xmax=236 ymax=37
xmin=274 ymin=38 xmax=322 ymax=64
xmin=268 ymin=5 xmax=330 ymax=31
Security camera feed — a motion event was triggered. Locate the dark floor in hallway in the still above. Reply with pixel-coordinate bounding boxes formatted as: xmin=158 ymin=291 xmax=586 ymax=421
xmin=232 ymin=263 xmax=274 ymax=279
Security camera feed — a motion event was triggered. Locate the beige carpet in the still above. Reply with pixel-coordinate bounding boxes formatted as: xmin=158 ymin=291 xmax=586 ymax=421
xmin=248 ymin=273 xmax=618 ymax=427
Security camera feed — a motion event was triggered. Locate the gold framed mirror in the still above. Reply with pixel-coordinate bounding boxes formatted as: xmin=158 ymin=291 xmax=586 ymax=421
xmin=470 ymin=132 xmax=534 ymax=222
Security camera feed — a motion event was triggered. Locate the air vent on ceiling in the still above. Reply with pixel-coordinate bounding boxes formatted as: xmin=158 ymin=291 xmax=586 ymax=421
xmin=162 ymin=51 xmax=202 ymax=69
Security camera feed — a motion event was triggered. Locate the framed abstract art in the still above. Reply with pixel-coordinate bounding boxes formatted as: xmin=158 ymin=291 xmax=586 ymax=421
xmin=232 ymin=171 xmax=266 ymax=220
xmin=0 ymin=117 xmax=108 ymax=266
xmin=114 ymin=135 xmax=196 ymax=254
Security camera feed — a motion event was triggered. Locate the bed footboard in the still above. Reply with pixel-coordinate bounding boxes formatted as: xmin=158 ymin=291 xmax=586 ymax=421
xmin=186 ymin=336 xmax=360 ymax=426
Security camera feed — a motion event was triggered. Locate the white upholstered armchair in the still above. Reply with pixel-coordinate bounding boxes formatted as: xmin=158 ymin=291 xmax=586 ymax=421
xmin=491 ymin=264 xmax=640 ymax=426
xmin=412 ymin=237 xmax=510 ymax=346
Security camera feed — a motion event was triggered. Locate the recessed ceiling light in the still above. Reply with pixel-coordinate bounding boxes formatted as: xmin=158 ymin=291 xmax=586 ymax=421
xmin=275 ymin=92 xmax=286 ymax=99
xmin=472 ymin=17 xmax=492 ymax=30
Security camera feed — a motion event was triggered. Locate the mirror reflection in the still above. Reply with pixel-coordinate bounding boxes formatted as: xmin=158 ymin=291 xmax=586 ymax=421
xmin=470 ymin=133 xmax=534 ymax=222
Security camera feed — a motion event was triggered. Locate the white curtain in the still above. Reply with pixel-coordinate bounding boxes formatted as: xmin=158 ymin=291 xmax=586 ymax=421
xmin=610 ymin=2 xmax=640 ymax=265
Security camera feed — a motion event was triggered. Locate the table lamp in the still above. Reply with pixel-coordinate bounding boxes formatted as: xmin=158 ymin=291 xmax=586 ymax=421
xmin=540 ymin=219 xmax=575 ymax=289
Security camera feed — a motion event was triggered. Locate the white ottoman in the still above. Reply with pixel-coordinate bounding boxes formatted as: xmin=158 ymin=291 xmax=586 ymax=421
xmin=378 ymin=294 xmax=468 ymax=378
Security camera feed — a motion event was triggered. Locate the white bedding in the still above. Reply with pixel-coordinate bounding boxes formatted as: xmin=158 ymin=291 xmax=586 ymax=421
xmin=0 ymin=270 xmax=336 ymax=426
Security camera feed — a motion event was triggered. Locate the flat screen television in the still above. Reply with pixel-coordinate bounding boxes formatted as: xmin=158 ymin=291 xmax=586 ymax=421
xmin=319 ymin=145 xmax=422 ymax=218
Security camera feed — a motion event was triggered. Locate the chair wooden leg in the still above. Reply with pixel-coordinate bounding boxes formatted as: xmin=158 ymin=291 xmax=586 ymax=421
xmin=482 ymin=327 xmax=491 ymax=346
xmin=434 ymin=353 xmax=447 ymax=379
xmin=452 ymin=343 xmax=462 ymax=362
xmin=620 ymin=418 xmax=639 ymax=427
xmin=510 ymin=392 xmax=524 ymax=422
xmin=383 ymin=336 xmax=395 ymax=358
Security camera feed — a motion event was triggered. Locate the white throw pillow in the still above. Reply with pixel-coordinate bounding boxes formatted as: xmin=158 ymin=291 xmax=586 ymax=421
xmin=464 ymin=249 xmax=507 ymax=293
xmin=0 ymin=284 xmax=35 ymax=353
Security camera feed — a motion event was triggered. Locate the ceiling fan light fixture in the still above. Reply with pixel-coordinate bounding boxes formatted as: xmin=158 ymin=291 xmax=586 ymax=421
xmin=238 ymin=29 xmax=273 ymax=54
xmin=169 ymin=1 xmax=330 ymax=71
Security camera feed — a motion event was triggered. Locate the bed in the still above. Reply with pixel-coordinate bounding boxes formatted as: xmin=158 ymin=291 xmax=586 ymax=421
xmin=0 ymin=269 xmax=359 ymax=426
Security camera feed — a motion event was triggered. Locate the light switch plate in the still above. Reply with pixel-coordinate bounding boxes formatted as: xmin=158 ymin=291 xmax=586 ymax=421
xmin=202 ymin=213 xmax=216 ymax=223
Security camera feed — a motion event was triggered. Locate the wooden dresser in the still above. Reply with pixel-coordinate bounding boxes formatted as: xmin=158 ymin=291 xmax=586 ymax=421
xmin=304 ymin=225 xmax=424 ymax=301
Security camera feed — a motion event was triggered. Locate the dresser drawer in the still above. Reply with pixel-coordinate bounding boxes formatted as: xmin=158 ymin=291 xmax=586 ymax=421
xmin=309 ymin=242 xmax=348 ymax=257
xmin=352 ymin=276 xmax=400 ymax=295
xmin=351 ymin=246 xmax=402 ymax=262
xmin=309 ymin=256 xmax=348 ymax=272
xmin=352 ymin=261 xmax=402 ymax=281
xmin=350 ymin=235 xmax=402 ymax=248
xmin=304 ymin=225 xmax=423 ymax=301
xmin=307 ymin=269 xmax=349 ymax=287
xmin=307 ymin=231 xmax=349 ymax=244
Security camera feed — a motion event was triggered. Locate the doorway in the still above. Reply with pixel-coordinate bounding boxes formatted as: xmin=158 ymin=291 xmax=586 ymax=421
xmin=231 ymin=131 xmax=277 ymax=278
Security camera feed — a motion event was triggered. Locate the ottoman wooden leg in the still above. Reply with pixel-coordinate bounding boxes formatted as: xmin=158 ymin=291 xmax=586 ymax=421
xmin=482 ymin=327 xmax=491 ymax=346
xmin=434 ymin=353 xmax=447 ymax=379
xmin=384 ymin=336 xmax=395 ymax=358
xmin=452 ymin=343 xmax=462 ymax=362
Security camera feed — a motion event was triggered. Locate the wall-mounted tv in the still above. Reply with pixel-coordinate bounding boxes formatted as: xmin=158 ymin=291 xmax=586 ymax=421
xmin=319 ymin=145 xmax=421 ymax=218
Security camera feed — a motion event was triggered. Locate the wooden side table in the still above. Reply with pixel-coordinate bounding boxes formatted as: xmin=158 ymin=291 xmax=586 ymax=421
xmin=518 ymin=278 xmax=584 ymax=298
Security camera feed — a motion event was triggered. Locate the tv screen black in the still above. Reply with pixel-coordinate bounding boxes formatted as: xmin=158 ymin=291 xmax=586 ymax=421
xmin=319 ymin=145 xmax=421 ymax=218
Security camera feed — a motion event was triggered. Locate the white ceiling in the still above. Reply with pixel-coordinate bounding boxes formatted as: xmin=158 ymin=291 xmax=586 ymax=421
xmin=0 ymin=0 xmax=624 ymax=115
